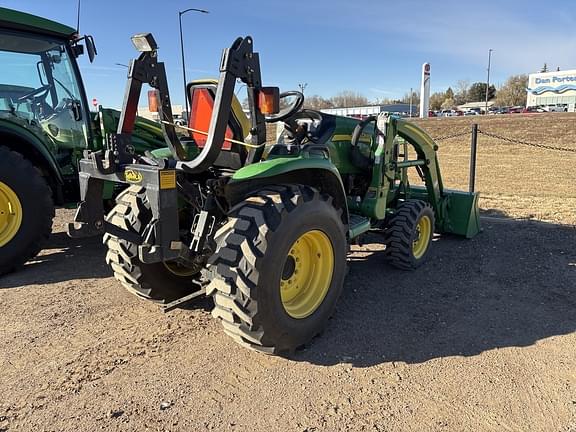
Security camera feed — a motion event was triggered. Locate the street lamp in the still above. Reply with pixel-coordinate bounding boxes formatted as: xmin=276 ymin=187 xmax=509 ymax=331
xmin=484 ymin=48 xmax=493 ymax=114
xmin=179 ymin=7 xmax=209 ymax=118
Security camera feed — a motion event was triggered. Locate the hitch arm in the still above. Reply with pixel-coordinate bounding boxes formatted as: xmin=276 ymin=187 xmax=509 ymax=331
xmin=67 ymin=170 xmax=105 ymax=238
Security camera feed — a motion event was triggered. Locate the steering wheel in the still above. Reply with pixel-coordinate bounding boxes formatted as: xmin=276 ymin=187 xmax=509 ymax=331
xmin=265 ymin=91 xmax=304 ymax=123
xmin=18 ymin=85 xmax=52 ymax=102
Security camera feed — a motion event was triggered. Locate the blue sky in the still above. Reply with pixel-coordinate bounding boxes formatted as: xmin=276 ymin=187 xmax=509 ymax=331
xmin=3 ymin=0 xmax=576 ymax=107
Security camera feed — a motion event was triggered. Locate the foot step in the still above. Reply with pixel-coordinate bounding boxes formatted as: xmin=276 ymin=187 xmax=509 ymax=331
xmin=348 ymin=214 xmax=371 ymax=239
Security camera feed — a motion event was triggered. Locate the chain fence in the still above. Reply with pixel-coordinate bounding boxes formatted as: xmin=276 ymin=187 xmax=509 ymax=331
xmin=431 ymin=130 xmax=470 ymax=142
xmin=432 ymin=126 xmax=576 ymax=154
xmin=476 ymin=128 xmax=576 ymax=153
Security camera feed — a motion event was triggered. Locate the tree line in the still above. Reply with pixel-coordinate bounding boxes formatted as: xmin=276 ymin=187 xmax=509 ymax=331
xmin=428 ymin=75 xmax=528 ymax=110
xmin=299 ymin=74 xmax=529 ymax=110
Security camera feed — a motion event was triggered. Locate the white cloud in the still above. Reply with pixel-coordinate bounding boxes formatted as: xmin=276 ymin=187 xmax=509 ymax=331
xmin=275 ymin=0 xmax=576 ymax=73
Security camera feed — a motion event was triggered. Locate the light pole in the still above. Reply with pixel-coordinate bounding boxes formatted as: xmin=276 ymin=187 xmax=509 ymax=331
xmin=409 ymin=87 xmax=413 ymax=118
xmin=179 ymin=7 xmax=209 ymax=118
xmin=484 ymin=48 xmax=493 ymax=115
xmin=298 ymin=83 xmax=308 ymax=95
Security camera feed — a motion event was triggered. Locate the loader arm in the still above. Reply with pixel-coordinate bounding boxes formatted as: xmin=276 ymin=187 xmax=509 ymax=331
xmin=395 ymin=119 xmax=444 ymax=216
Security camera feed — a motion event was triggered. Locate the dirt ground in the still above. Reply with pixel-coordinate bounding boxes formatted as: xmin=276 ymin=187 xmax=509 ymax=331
xmin=1 ymin=114 xmax=576 ymax=431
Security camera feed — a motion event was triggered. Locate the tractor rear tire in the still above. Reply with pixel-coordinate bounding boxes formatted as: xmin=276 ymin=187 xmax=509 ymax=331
xmin=383 ymin=199 xmax=435 ymax=270
xmin=0 ymin=146 xmax=54 ymax=276
xmin=207 ymin=185 xmax=347 ymax=355
xmin=104 ymin=185 xmax=198 ymax=303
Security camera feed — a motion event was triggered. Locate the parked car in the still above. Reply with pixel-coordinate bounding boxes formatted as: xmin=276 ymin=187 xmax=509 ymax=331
xmin=540 ymin=104 xmax=568 ymax=112
xmin=509 ymin=106 xmax=524 ymax=114
xmin=523 ymin=106 xmax=539 ymax=113
xmin=468 ymin=107 xmax=483 ymax=114
xmin=495 ymin=107 xmax=510 ymax=115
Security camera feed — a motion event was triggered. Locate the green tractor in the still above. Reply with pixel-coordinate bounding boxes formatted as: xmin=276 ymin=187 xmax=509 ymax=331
xmin=69 ymin=33 xmax=481 ymax=355
xmin=0 ymin=8 xmax=169 ymax=275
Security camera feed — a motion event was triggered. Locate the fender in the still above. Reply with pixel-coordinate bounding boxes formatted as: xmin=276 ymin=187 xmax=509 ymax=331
xmin=0 ymin=119 xmax=63 ymax=184
xmin=228 ymin=156 xmax=349 ymax=224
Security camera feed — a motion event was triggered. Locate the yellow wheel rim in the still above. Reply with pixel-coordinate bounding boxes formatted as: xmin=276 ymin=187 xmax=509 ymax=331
xmin=163 ymin=261 xmax=197 ymax=277
xmin=280 ymin=230 xmax=334 ymax=319
xmin=0 ymin=181 xmax=23 ymax=247
xmin=412 ymin=215 xmax=432 ymax=259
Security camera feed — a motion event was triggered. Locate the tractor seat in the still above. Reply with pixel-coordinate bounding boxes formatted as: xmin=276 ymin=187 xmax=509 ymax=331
xmin=306 ymin=112 xmax=336 ymax=145
xmin=186 ymin=82 xmax=250 ymax=170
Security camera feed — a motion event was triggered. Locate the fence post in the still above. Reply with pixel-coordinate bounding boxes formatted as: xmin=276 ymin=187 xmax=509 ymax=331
xmin=469 ymin=123 xmax=478 ymax=193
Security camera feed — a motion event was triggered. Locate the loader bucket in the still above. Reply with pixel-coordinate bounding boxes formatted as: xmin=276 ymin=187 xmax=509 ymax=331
xmin=441 ymin=190 xmax=481 ymax=238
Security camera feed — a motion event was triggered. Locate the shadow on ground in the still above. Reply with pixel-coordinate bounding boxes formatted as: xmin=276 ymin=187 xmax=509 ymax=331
xmin=0 ymin=232 xmax=110 ymax=288
xmin=2 ymin=212 xmax=575 ymax=367
xmin=297 ymin=216 xmax=576 ymax=367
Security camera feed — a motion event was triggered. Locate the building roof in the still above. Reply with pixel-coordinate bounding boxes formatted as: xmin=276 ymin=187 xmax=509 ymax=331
xmin=322 ymin=103 xmax=418 ymax=116
xmin=457 ymin=101 xmax=495 ymax=110
xmin=0 ymin=7 xmax=76 ymax=39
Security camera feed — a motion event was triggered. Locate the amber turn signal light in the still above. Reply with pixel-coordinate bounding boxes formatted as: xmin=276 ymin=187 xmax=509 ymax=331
xmin=258 ymin=87 xmax=280 ymax=115
xmin=148 ymin=89 xmax=159 ymax=113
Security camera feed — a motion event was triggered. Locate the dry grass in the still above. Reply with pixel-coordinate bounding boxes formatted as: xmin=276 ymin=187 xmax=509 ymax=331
xmin=412 ymin=113 xmax=576 ymax=225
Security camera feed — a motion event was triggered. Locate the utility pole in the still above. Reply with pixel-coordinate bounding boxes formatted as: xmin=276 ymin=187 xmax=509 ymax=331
xmin=409 ymin=87 xmax=413 ymax=118
xmin=179 ymin=8 xmax=209 ymax=119
xmin=484 ymin=48 xmax=493 ymax=115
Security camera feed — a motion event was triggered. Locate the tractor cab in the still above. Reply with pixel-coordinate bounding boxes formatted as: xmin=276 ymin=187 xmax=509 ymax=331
xmin=0 ymin=9 xmax=96 ymax=151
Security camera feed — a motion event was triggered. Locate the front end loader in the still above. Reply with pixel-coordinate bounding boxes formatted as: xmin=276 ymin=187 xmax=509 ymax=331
xmin=69 ymin=33 xmax=480 ymax=355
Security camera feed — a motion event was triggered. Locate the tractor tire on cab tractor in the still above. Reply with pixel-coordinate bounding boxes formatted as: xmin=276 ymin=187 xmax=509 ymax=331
xmin=0 ymin=146 xmax=54 ymax=276
xmin=104 ymin=185 xmax=199 ymax=303
xmin=384 ymin=199 xmax=435 ymax=270
xmin=208 ymin=185 xmax=347 ymax=355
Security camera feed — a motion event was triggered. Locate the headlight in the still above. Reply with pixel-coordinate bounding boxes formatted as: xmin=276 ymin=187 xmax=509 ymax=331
xmin=131 ymin=33 xmax=157 ymax=52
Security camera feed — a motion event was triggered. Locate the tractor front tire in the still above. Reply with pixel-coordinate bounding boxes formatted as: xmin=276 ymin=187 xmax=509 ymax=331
xmin=208 ymin=185 xmax=347 ymax=355
xmin=383 ymin=199 xmax=435 ymax=270
xmin=104 ymin=185 xmax=198 ymax=303
xmin=0 ymin=146 xmax=54 ymax=276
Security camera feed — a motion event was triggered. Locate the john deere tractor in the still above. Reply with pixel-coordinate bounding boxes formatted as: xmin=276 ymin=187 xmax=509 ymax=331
xmin=0 ymin=8 xmax=170 ymax=275
xmin=69 ymin=33 xmax=480 ymax=355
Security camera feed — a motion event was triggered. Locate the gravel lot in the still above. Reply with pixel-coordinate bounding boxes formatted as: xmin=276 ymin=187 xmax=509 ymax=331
xmin=1 ymin=114 xmax=576 ymax=431
xmin=1 ymin=208 xmax=575 ymax=432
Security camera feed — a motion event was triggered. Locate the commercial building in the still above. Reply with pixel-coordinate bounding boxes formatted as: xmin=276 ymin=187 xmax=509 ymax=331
xmin=321 ymin=103 xmax=418 ymax=119
xmin=527 ymin=69 xmax=576 ymax=109
xmin=457 ymin=101 xmax=495 ymax=112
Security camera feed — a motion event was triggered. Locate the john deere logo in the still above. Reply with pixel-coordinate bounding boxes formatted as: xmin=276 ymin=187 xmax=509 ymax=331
xmin=125 ymin=169 xmax=143 ymax=184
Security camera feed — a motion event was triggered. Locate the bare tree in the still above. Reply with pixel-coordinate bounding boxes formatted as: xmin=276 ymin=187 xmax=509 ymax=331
xmin=454 ymin=79 xmax=470 ymax=105
xmin=441 ymin=97 xmax=455 ymax=109
xmin=303 ymin=95 xmax=334 ymax=110
xmin=495 ymin=74 xmax=528 ymax=106
xmin=400 ymin=89 xmax=420 ymax=105
xmin=429 ymin=92 xmax=445 ymax=111
xmin=330 ymin=90 xmax=368 ymax=108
